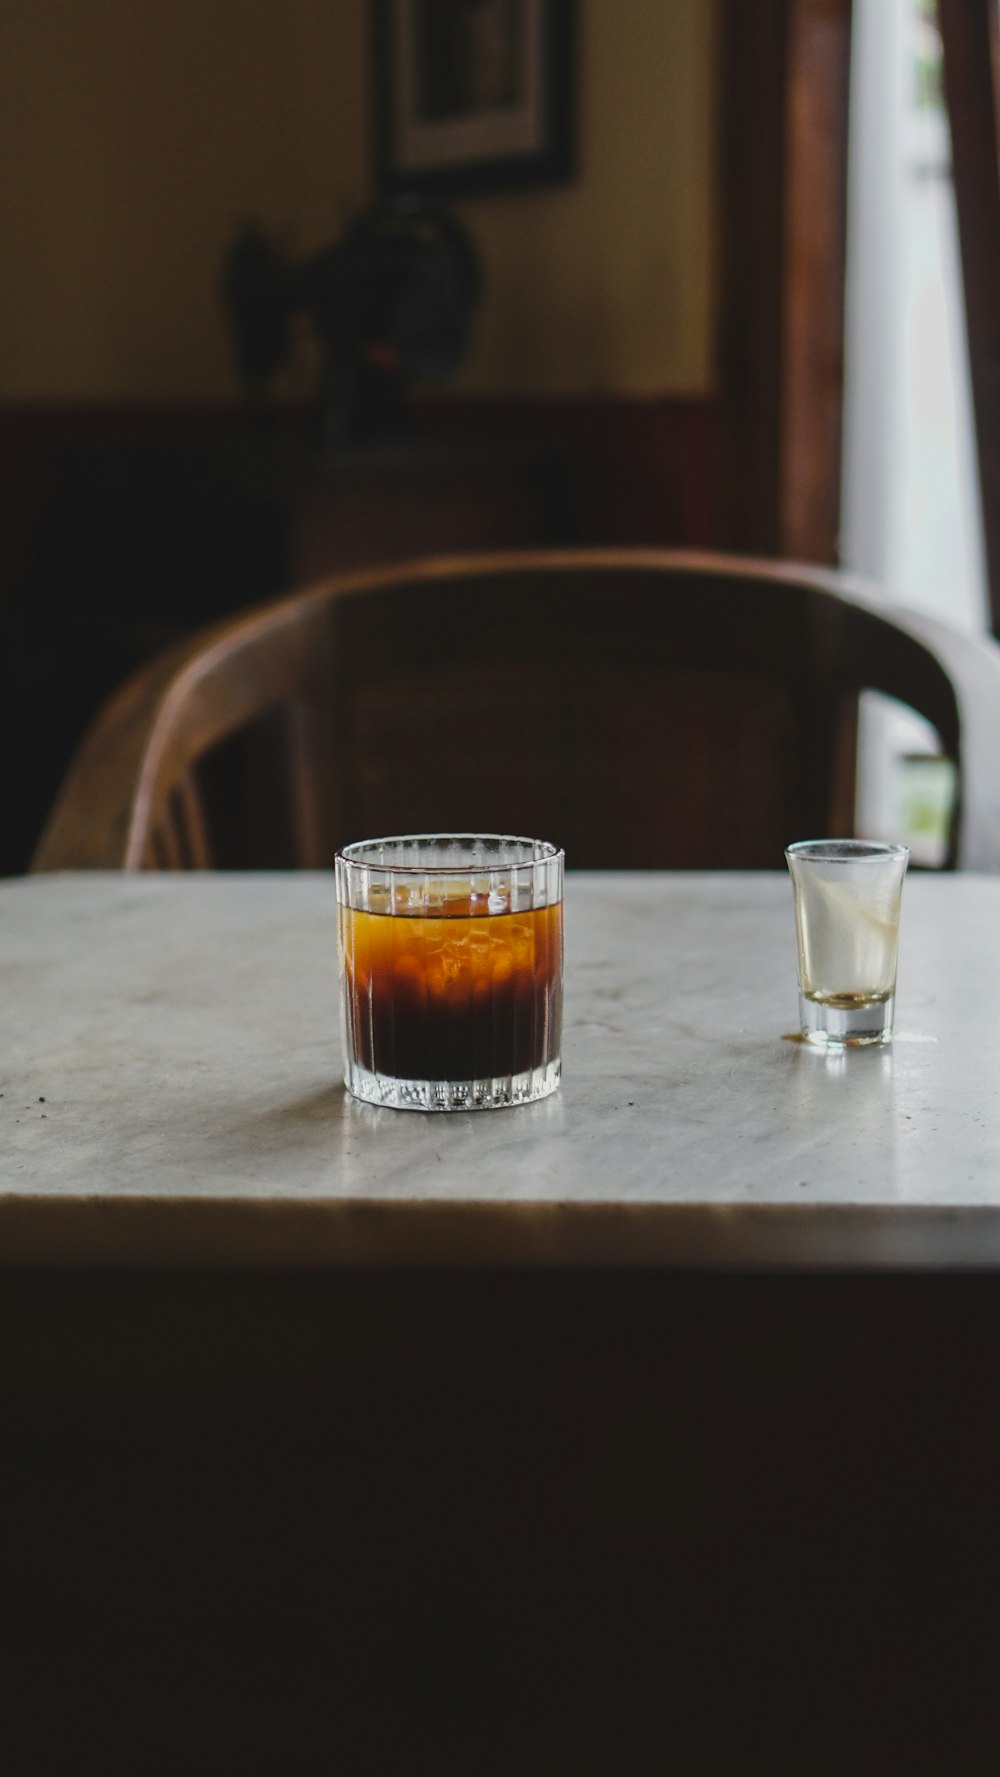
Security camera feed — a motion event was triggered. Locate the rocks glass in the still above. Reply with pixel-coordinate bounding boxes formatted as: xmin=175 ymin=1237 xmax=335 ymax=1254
xmin=336 ymin=834 xmax=564 ymax=1110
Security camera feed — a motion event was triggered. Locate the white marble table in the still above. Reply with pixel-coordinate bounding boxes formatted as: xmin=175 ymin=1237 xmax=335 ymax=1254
xmin=3 ymin=870 xmax=1000 ymax=1267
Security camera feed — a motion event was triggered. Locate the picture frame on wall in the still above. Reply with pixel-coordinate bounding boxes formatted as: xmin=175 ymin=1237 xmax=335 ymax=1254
xmin=373 ymin=0 xmax=576 ymax=197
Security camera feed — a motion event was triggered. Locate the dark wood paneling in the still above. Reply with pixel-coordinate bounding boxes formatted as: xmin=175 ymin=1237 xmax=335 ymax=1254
xmin=414 ymin=392 xmax=722 ymax=548
xmin=0 ymin=395 xmax=719 ymax=874
xmin=0 ymin=392 xmax=720 ymax=611
xmin=0 ymin=406 xmax=296 ymax=875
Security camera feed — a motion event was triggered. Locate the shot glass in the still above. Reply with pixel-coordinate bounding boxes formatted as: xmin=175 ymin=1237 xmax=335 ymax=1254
xmin=785 ymin=839 xmax=910 ymax=1047
xmin=336 ymin=834 xmax=564 ymax=1111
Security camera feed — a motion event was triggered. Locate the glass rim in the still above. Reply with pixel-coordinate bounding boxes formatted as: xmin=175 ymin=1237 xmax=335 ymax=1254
xmin=785 ymin=838 xmax=910 ymax=864
xmin=336 ymin=832 xmax=564 ymax=874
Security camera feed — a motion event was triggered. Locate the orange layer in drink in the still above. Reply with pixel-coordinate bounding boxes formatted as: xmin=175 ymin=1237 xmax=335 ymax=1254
xmin=339 ymin=899 xmax=563 ymax=1082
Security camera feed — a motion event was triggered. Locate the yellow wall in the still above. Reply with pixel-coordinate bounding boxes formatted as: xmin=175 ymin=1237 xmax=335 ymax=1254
xmin=0 ymin=0 xmax=717 ymax=403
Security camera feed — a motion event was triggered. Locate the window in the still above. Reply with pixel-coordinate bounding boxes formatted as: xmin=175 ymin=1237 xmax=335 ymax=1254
xmin=841 ymin=0 xmax=988 ymax=861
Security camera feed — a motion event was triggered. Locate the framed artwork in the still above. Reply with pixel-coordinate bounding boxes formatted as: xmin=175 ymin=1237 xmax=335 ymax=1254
xmin=373 ymin=0 xmax=576 ymax=197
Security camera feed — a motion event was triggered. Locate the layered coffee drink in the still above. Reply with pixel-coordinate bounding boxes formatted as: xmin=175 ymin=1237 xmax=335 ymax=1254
xmin=336 ymin=836 xmax=564 ymax=1111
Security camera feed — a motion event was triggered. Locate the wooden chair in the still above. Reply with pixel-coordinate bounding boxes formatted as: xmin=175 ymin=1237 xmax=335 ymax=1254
xmin=30 ymin=548 xmax=1000 ymax=872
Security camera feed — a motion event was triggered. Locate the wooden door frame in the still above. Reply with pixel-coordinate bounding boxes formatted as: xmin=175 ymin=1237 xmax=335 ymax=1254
xmin=716 ymin=0 xmax=854 ymax=565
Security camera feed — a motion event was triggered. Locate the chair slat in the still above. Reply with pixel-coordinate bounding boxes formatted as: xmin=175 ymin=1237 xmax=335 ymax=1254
xmin=154 ymin=804 xmax=184 ymax=870
xmin=173 ymin=770 xmax=212 ymax=869
xmin=284 ymin=695 xmax=336 ymax=869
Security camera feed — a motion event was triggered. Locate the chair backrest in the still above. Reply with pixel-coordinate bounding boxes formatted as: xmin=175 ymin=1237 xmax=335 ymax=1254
xmin=30 ymin=548 xmax=1000 ymax=872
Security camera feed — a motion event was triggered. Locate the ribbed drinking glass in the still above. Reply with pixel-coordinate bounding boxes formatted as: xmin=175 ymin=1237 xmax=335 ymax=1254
xmin=336 ymin=833 xmax=564 ymax=1110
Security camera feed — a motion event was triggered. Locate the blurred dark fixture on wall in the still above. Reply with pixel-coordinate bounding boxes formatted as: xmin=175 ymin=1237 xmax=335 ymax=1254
xmin=222 ymin=195 xmax=480 ymax=453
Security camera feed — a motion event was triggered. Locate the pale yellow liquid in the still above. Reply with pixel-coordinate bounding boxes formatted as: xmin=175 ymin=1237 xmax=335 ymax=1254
xmin=794 ymin=875 xmax=901 ymax=1002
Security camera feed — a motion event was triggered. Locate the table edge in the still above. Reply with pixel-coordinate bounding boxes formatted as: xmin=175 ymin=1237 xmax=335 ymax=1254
xmin=3 ymin=1195 xmax=1000 ymax=1270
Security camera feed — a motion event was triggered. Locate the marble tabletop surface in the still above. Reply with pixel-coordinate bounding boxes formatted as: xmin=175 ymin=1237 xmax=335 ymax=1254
xmin=3 ymin=870 xmax=1000 ymax=1268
